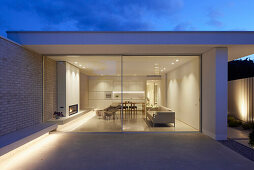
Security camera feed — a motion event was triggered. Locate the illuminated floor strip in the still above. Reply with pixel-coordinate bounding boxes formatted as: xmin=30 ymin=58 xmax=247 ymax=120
xmin=57 ymin=111 xmax=96 ymax=132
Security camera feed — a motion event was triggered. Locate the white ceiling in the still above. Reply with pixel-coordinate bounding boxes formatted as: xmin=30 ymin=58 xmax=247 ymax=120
xmin=49 ymin=55 xmax=198 ymax=76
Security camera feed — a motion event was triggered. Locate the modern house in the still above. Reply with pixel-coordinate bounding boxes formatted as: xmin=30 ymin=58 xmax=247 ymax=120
xmin=1 ymin=31 xmax=254 ymax=141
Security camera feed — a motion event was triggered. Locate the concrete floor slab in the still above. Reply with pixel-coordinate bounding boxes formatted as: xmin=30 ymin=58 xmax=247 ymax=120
xmin=0 ymin=133 xmax=253 ymax=170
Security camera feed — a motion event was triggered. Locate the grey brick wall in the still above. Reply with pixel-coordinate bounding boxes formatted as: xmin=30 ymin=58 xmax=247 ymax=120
xmin=43 ymin=57 xmax=57 ymax=121
xmin=0 ymin=37 xmax=42 ymax=136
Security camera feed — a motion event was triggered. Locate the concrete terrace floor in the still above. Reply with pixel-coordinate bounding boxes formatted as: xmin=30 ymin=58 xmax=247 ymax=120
xmin=0 ymin=133 xmax=253 ymax=170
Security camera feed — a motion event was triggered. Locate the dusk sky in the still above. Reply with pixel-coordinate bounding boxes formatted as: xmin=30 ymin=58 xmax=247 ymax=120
xmin=1 ymin=0 xmax=254 ymax=37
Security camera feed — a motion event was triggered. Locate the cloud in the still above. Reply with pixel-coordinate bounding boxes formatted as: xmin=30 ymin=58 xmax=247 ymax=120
xmin=2 ymin=0 xmax=184 ymax=31
xmin=173 ymin=22 xmax=195 ymax=31
xmin=207 ymin=8 xmax=223 ymax=27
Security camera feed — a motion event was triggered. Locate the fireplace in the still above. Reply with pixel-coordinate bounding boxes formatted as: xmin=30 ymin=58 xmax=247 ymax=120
xmin=69 ymin=104 xmax=78 ymax=115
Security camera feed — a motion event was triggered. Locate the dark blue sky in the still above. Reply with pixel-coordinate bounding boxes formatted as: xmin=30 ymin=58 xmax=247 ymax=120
xmin=1 ymin=0 xmax=254 ymax=37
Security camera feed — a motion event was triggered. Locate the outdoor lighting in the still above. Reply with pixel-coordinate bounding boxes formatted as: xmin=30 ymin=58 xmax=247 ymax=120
xmin=0 ymin=133 xmax=61 ymax=169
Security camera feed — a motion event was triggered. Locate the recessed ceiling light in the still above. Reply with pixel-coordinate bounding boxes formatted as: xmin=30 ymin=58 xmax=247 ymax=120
xmin=79 ymin=64 xmax=82 ymax=67
xmin=161 ymin=69 xmax=164 ymax=72
xmin=163 ymin=68 xmax=166 ymax=70
xmin=176 ymin=59 xmax=179 ymax=62
xmin=74 ymin=62 xmax=78 ymax=64
xmin=172 ymin=62 xmax=175 ymax=65
xmin=82 ymin=66 xmax=86 ymax=69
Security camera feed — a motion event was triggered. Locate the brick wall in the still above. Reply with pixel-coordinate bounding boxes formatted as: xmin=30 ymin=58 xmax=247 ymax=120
xmin=43 ymin=57 xmax=57 ymax=121
xmin=0 ymin=37 xmax=42 ymax=136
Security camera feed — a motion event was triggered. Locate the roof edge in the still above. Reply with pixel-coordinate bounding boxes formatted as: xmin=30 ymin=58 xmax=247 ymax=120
xmin=6 ymin=31 xmax=254 ymax=34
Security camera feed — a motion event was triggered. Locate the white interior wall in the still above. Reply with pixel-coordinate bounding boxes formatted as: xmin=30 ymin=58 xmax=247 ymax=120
xmin=146 ymin=82 xmax=155 ymax=106
xmin=167 ymin=57 xmax=200 ymax=130
xmin=80 ymin=72 xmax=89 ymax=109
xmin=88 ymin=76 xmax=146 ymax=109
xmin=66 ymin=62 xmax=80 ymax=116
xmin=57 ymin=62 xmax=80 ymax=116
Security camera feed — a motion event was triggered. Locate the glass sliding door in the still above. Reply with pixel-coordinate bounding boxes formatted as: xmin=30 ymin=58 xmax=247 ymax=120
xmin=49 ymin=54 xmax=200 ymax=132
xmin=122 ymin=55 xmax=200 ymax=132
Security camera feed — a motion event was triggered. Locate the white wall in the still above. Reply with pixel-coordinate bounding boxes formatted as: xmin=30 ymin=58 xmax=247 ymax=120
xmin=88 ymin=76 xmax=146 ymax=109
xmin=57 ymin=62 xmax=80 ymax=117
xmin=167 ymin=57 xmax=200 ymax=130
xmin=66 ymin=62 xmax=80 ymax=116
xmin=202 ymin=48 xmax=228 ymax=140
xmin=80 ymin=72 xmax=89 ymax=109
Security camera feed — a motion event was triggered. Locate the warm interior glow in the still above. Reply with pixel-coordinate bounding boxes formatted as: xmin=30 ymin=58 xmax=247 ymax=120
xmin=113 ymin=91 xmax=144 ymax=94
xmin=58 ymin=111 xmax=96 ymax=132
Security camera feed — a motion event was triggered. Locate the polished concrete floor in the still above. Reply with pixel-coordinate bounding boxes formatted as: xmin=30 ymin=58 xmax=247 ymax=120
xmin=58 ymin=111 xmax=198 ymax=132
xmin=0 ymin=133 xmax=253 ymax=170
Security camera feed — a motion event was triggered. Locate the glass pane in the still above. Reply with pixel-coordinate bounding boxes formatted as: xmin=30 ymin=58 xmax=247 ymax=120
xmin=49 ymin=55 xmax=122 ymax=132
xmin=122 ymin=56 xmax=200 ymax=132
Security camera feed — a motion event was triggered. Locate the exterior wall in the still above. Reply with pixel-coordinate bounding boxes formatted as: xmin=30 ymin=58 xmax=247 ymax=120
xmin=166 ymin=57 xmax=200 ymax=130
xmin=0 ymin=37 xmax=42 ymax=136
xmin=228 ymin=78 xmax=254 ymax=122
xmin=43 ymin=57 xmax=57 ymax=121
xmin=202 ymin=48 xmax=228 ymax=140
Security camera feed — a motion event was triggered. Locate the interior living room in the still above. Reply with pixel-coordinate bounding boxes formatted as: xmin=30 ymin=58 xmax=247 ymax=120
xmin=46 ymin=55 xmax=200 ymax=132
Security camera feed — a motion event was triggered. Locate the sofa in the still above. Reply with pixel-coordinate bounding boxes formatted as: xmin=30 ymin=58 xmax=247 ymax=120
xmin=146 ymin=106 xmax=175 ymax=127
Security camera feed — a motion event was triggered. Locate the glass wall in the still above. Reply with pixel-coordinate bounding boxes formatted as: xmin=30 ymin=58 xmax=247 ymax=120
xmin=49 ymin=55 xmax=200 ymax=132
xmin=122 ymin=56 xmax=200 ymax=132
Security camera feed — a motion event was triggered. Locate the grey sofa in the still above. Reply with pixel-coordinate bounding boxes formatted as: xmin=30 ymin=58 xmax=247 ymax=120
xmin=146 ymin=106 xmax=175 ymax=127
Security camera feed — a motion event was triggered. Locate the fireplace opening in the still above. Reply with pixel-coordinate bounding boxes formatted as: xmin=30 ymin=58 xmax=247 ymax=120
xmin=69 ymin=104 xmax=78 ymax=115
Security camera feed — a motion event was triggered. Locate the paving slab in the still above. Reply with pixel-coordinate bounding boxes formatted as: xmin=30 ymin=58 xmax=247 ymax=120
xmin=0 ymin=133 xmax=253 ymax=170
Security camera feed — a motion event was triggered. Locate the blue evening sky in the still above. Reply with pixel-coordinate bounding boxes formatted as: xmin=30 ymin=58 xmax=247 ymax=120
xmin=1 ymin=0 xmax=254 ymax=59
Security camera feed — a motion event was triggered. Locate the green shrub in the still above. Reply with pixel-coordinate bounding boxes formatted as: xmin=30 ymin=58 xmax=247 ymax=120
xmin=227 ymin=115 xmax=242 ymax=127
xmin=242 ymin=122 xmax=254 ymax=130
xmin=249 ymin=130 xmax=254 ymax=147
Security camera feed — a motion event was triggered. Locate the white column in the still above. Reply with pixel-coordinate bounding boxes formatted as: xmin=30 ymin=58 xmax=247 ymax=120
xmin=202 ymin=48 xmax=228 ymax=140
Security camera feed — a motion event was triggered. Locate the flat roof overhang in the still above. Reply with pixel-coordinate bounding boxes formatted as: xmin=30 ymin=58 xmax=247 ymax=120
xmin=6 ymin=31 xmax=254 ymax=60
